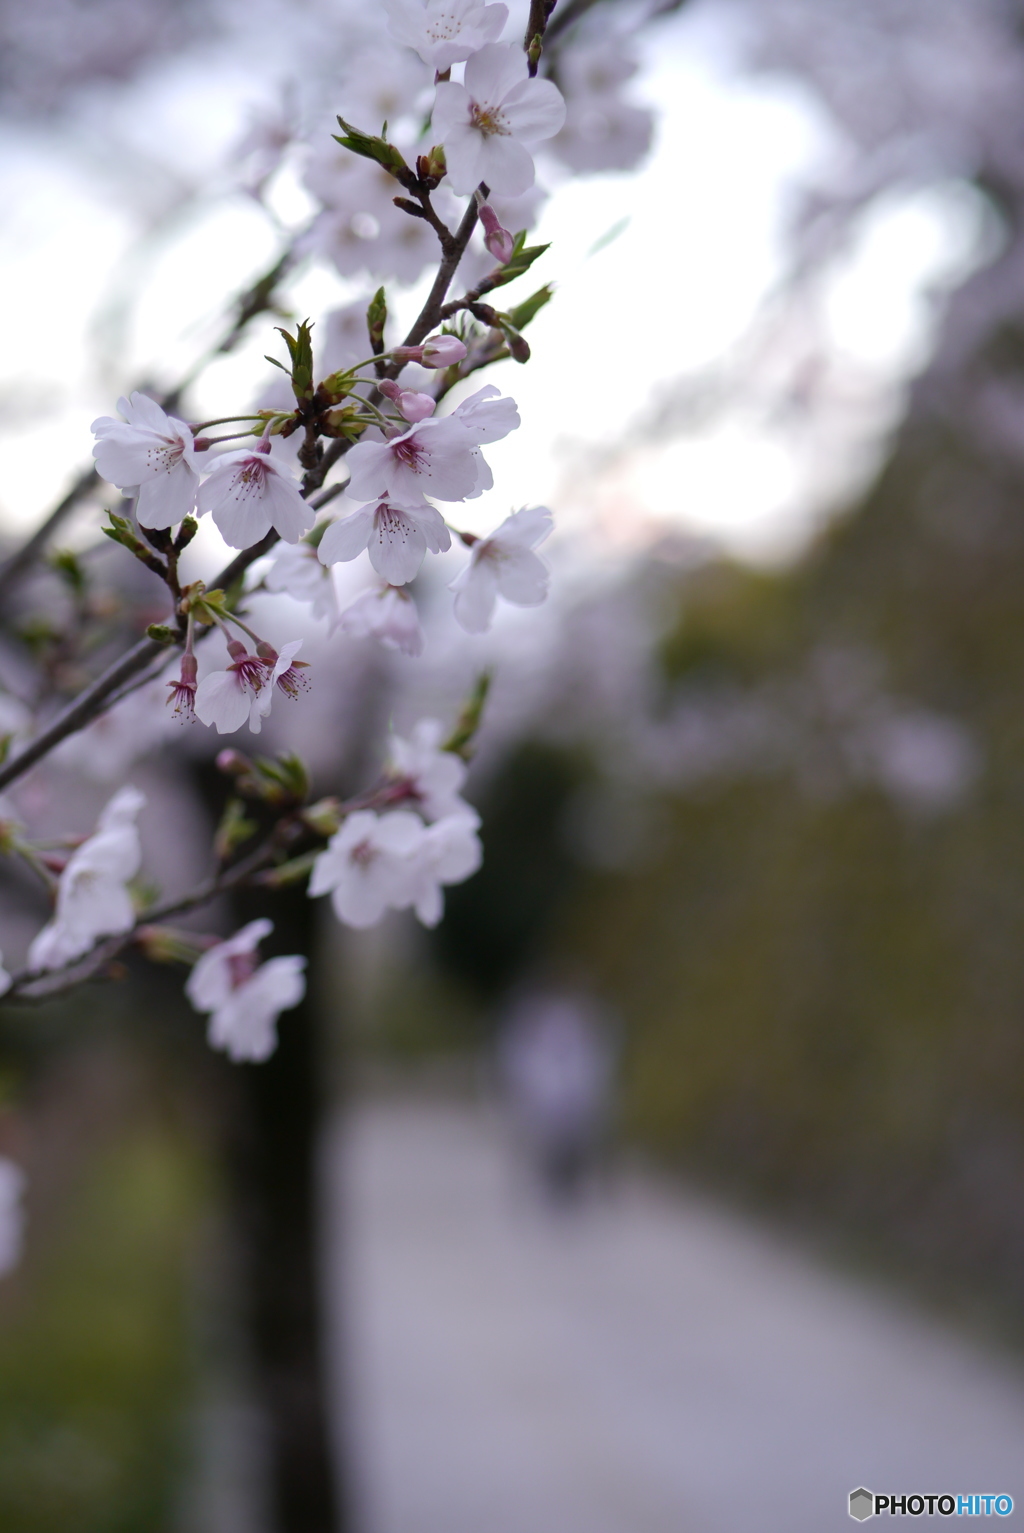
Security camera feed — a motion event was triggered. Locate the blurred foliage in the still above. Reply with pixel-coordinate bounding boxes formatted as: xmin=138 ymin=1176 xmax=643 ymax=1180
xmin=558 ymin=400 xmax=1024 ymax=1313
xmin=0 ymin=1106 xmax=205 ymax=1531
xmin=431 ymin=741 xmax=586 ymax=1002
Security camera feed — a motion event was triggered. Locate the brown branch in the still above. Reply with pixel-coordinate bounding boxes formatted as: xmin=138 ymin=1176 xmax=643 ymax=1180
xmin=386 ymin=198 xmax=481 ymax=368
xmin=524 ymin=0 xmax=559 ymax=71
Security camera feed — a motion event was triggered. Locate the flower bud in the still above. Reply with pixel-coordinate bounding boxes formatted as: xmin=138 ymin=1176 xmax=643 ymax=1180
xmin=393 ymin=335 xmax=468 ymax=368
xmin=421 ymin=334 xmax=468 ymax=367
xmin=478 ymin=202 xmax=515 ymax=265
xmin=396 ymin=390 xmax=436 ymax=423
xmin=216 ymin=749 xmax=251 ymax=776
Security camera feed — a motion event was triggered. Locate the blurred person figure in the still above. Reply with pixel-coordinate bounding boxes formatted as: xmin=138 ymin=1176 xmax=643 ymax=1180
xmin=498 ymin=987 xmax=616 ymax=1204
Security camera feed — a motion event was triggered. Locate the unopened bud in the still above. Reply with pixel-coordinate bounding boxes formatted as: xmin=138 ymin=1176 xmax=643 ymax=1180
xmin=399 ymin=391 xmax=436 ymax=423
xmin=226 ymin=639 xmax=249 ymax=662
xmin=216 ymin=749 xmax=251 ymax=776
xmin=420 ymin=334 xmax=468 ymax=367
xmin=478 ymin=202 xmax=514 ymax=265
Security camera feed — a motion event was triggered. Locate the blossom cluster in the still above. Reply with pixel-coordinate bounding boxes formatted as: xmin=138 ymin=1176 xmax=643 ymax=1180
xmin=310 ymin=719 xmax=482 ymax=928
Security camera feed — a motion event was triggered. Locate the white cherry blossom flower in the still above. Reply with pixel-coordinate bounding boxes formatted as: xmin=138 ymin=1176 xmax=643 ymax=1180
xmin=344 ymin=389 xmax=518 ymax=505
xmin=263 ymin=540 xmax=341 ymax=628
xmin=387 ymin=718 xmax=479 ymax=823
xmin=28 ymin=786 xmax=145 ymax=971
xmin=384 ymin=0 xmax=508 ymax=71
xmin=196 ymin=444 xmax=313 ymax=549
xmin=406 ymin=813 xmax=483 ymax=926
xmin=92 ymin=392 xmax=200 ymax=529
xmin=338 ymin=583 xmax=425 ymax=656
xmin=451 ymin=504 xmax=552 ymax=632
xmin=432 ymin=42 xmax=565 ymax=195
xmin=194 ymin=641 xmax=268 ymax=735
xmin=309 ymin=809 xmax=426 ymax=928
xmin=0 ymin=1158 xmax=25 ymax=1276
xmin=186 ymin=919 xmax=306 ymax=1064
xmin=318 ymin=497 xmax=451 ymax=585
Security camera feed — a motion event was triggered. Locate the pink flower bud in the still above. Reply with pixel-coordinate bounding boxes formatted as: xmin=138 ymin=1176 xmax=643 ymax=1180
xmin=478 ymin=202 xmax=514 ymax=265
xmin=396 ymin=391 xmax=436 ymax=423
xmin=420 ymin=335 xmax=468 ymax=368
xmin=378 ymin=379 xmax=402 ymax=402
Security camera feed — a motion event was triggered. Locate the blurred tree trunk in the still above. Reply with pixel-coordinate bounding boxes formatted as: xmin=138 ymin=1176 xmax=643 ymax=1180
xmin=220 ymin=885 xmax=347 ymax=1533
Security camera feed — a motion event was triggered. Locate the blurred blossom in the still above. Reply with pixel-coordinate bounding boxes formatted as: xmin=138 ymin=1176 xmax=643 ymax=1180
xmin=28 ymin=785 xmax=144 ymax=971
xmin=338 ymin=583 xmax=425 ymax=656
xmin=186 ymin=918 xmax=306 ymax=1063
xmin=0 ymin=1158 xmax=25 ymax=1276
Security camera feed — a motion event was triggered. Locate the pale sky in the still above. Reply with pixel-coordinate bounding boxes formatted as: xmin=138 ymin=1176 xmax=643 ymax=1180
xmin=0 ymin=4 xmax=990 ymax=567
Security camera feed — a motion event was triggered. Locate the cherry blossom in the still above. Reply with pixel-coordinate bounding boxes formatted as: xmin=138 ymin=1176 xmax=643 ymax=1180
xmin=406 ymin=813 xmax=483 ymax=926
xmin=28 ymin=786 xmax=145 ymax=971
xmin=196 ymin=443 xmax=313 ymax=549
xmin=194 ymin=640 xmax=268 ymax=735
xmin=451 ymin=504 xmax=552 ymax=632
xmin=338 ymin=583 xmax=425 ymax=656
xmin=432 ymin=42 xmax=566 ymax=195
xmin=251 ymin=640 xmax=309 ymax=727
xmin=318 ymin=497 xmax=451 ymax=584
xmin=384 ymin=0 xmax=508 ymax=71
xmin=308 ymin=809 xmax=426 ymax=928
xmin=264 ymin=540 xmax=341 ymax=628
xmin=387 ymin=718 xmax=479 ymax=822
xmin=344 ymin=390 xmax=518 ymax=505
xmin=91 ymin=392 xmax=200 ymax=529
xmin=0 ymin=1158 xmax=24 ymax=1276
xmin=186 ymin=919 xmax=306 ymax=1063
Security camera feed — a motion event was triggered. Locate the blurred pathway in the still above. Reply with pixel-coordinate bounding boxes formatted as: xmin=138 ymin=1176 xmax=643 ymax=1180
xmin=328 ymin=1099 xmax=1024 ymax=1533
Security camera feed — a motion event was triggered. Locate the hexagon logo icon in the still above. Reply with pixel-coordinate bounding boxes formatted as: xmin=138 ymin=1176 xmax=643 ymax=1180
xmin=849 ymin=1488 xmax=874 ymax=1521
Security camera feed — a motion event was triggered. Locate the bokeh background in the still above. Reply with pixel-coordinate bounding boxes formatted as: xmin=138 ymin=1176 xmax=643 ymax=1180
xmin=4 ymin=1 xmax=1024 ymax=1529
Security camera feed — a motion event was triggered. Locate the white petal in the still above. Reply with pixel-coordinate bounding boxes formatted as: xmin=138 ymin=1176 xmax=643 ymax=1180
xmin=194 ymin=671 xmax=252 ymax=733
xmin=464 ymin=42 xmax=527 ymax=105
xmin=440 ymin=123 xmax=489 ymax=195
xmin=369 ymin=510 xmax=428 ymax=584
xmin=494 ymin=545 xmax=549 ymax=605
xmin=502 ymin=77 xmax=567 ymax=141
xmin=451 ymin=559 xmax=499 ymax=633
xmin=262 ymin=464 xmax=314 ymax=543
xmin=431 ymin=80 xmax=471 ymax=136
xmin=318 ymin=506 xmax=375 ymax=564
xmin=478 ymin=134 xmax=535 ymax=197
xmin=344 ymin=440 xmax=395 ymax=502
xmin=494 ymin=504 xmax=552 ymax=548
xmin=135 ymin=464 xmax=199 ymax=528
